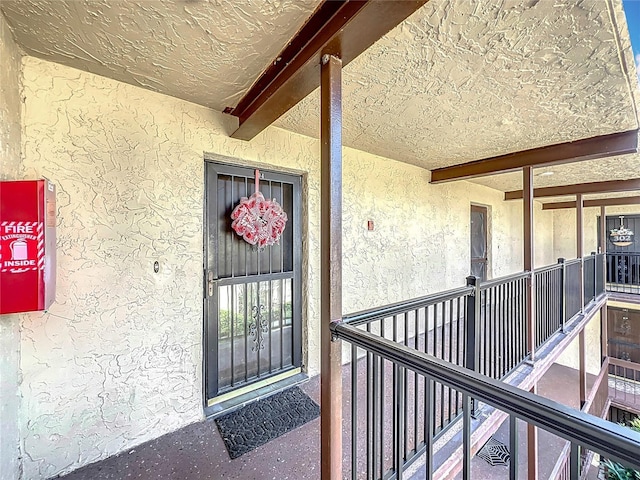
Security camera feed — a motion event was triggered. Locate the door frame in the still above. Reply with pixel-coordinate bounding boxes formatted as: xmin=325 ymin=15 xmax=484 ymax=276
xmin=202 ymin=154 xmax=304 ymax=407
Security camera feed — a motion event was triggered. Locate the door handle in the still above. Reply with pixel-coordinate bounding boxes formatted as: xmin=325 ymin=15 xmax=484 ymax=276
xmin=207 ymin=271 xmax=215 ymax=298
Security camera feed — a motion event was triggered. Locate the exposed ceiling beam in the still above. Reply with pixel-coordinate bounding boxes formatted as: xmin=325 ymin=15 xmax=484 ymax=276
xmin=504 ymin=178 xmax=640 ymax=200
xmin=429 ymin=130 xmax=639 ymax=184
xmin=227 ymin=0 xmax=429 ymax=141
xmin=541 ymin=196 xmax=640 ymax=210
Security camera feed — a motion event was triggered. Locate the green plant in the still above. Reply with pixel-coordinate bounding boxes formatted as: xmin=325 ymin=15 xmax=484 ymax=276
xmin=218 ymin=309 xmax=232 ymax=338
xmin=603 ymin=459 xmax=640 ymax=480
xmin=603 ymin=418 xmax=640 ymax=480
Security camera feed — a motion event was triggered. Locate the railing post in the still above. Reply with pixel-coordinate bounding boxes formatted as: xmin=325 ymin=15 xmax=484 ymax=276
xmin=591 ymin=252 xmax=597 ymax=300
xmin=601 ymin=304 xmax=608 ymax=363
xmin=465 ymin=275 xmax=480 ymax=415
xmin=510 ymin=414 xmax=519 ymax=480
xmin=463 ymin=393 xmax=472 ymax=480
xmin=570 ymin=443 xmax=580 ymax=480
xmin=600 ymin=205 xmax=607 ymax=292
xmin=604 ymin=253 xmax=608 ymax=293
xmin=528 ymin=384 xmax=539 ymax=480
xmin=393 ymin=364 xmax=404 ymax=478
xmin=579 ymin=328 xmax=587 ymax=408
xmin=559 ymin=258 xmax=566 ymax=333
xmin=579 ymin=255 xmax=585 ymax=314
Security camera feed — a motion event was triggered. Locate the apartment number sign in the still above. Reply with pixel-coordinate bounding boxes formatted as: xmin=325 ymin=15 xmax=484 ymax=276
xmin=609 ymin=216 xmax=634 ymax=247
xmin=231 ymin=169 xmax=288 ymax=249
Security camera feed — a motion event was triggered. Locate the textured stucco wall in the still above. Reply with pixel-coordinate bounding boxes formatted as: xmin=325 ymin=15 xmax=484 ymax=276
xmin=341 ymin=155 xmax=555 ymax=314
xmin=553 ymin=205 xmax=640 ymax=260
xmin=19 ymin=56 xmax=556 ymax=478
xmin=555 ymin=310 xmax=602 ymax=376
xmin=0 ymin=11 xmax=22 ymax=175
xmin=0 ymin=11 xmax=23 ymax=480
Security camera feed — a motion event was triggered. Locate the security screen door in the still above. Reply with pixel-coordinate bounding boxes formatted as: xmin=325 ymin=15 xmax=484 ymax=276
xmin=204 ymin=161 xmax=302 ymax=400
xmin=470 ymin=205 xmax=488 ymax=281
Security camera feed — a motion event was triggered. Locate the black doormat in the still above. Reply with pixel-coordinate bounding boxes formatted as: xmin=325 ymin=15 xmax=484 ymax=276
xmin=215 ymin=386 xmax=320 ymax=459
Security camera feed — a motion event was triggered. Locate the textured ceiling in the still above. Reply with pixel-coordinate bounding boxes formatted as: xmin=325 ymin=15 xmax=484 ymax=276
xmin=471 ymin=154 xmax=640 ymax=193
xmin=2 ymin=0 xmax=639 ymax=192
xmin=274 ymin=0 xmax=640 ymax=191
xmin=1 ymin=0 xmax=323 ymax=111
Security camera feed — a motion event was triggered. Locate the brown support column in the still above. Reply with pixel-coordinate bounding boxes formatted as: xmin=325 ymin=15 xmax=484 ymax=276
xmin=320 ymin=53 xmax=343 ymax=480
xmin=524 ymin=167 xmax=538 ymax=480
xmin=577 ymin=193 xmax=584 ymax=312
xmin=576 ymin=194 xmax=586 ymax=407
xmin=600 ymin=206 xmax=608 ymax=363
xmin=601 ymin=304 xmax=608 ymax=362
xmin=524 ymin=167 xmax=535 ymax=361
xmin=579 ymin=328 xmax=587 ymax=407
xmin=576 ymin=193 xmax=584 ymax=258
xmin=527 ymin=384 xmax=539 ymax=480
xmin=600 ymin=205 xmax=607 ymax=255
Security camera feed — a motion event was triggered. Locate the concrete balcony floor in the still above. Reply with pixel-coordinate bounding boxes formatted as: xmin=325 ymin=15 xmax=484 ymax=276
xmin=58 ymin=362 xmax=596 ymax=480
xmin=59 ymin=373 xmax=325 ymax=480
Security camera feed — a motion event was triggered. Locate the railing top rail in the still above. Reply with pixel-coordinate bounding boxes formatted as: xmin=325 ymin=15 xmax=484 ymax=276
xmin=341 ymin=285 xmax=473 ymax=326
xmin=609 ymin=356 xmax=640 ymax=370
xmin=331 ymin=322 xmax=640 ymax=469
xmin=534 ymin=263 xmax=563 ymax=274
xmin=343 ymin=252 xmax=598 ymax=327
xmin=607 ymin=252 xmax=640 ymax=256
xmin=479 ymin=270 xmax=530 ymax=289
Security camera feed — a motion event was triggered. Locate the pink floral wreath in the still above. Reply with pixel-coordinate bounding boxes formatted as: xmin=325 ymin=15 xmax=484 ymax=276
xmin=231 ymin=169 xmax=288 ymax=248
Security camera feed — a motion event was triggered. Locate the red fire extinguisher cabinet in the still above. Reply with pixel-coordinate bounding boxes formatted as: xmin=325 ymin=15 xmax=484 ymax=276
xmin=0 ymin=179 xmax=56 ymax=314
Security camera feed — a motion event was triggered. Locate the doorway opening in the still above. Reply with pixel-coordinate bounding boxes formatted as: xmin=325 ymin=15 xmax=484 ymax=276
xmin=471 ymin=205 xmax=488 ymax=281
xmin=204 ymin=161 xmax=303 ymax=405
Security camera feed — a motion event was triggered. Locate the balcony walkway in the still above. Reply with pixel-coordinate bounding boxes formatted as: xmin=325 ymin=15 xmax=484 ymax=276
xmin=59 ymin=373 xmax=325 ymax=480
xmin=59 ymin=362 xmax=593 ymax=480
xmin=60 ymin=256 xmax=622 ymax=480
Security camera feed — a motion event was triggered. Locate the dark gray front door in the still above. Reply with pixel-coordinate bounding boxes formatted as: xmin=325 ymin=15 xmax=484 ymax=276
xmin=471 ymin=205 xmax=488 ymax=280
xmin=204 ymin=161 xmax=302 ymax=400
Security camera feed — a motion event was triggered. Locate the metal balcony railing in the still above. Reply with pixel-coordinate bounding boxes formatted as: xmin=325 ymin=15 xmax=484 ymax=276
xmin=332 ymin=254 xmax=611 ymax=479
xmin=331 ymin=321 xmax=640 ymax=480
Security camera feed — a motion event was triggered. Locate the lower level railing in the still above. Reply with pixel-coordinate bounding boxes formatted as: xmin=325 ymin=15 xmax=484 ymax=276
xmin=607 ymin=252 xmax=640 ymax=294
xmin=609 ymin=339 xmax=640 ymax=365
xmin=331 ymin=323 xmax=640 ymax=480
xmin=550 ymin=358 xmax=611 ymax=480
xmin=609 ymin=357 xmax=640 ymax=412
